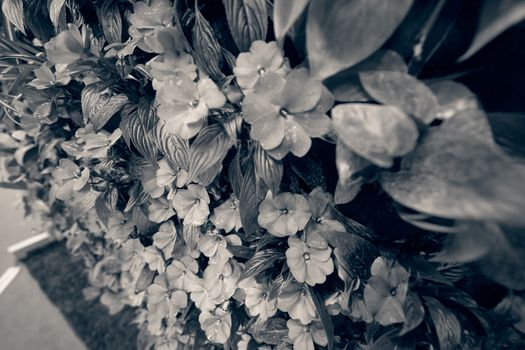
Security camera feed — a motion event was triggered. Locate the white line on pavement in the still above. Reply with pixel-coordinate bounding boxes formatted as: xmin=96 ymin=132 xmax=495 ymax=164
xmin=0 ymin=266 xmax=21 ymax=295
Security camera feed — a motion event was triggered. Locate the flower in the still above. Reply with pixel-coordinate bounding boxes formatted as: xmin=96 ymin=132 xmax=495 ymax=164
xmin=238 ymin=277 xmax=277 ymax=321
xmin=198 ymin=233 xmax=241 ymax=266
xmin=148 ymin=52 xmax=197 ymax=89
xmin=44 ymin=24 xmax=85 ymax=65
xmin=305 ymin=187 xmax=346 ymax=239
xmin=242 ymin=69 xmax=334 ymax=159
xmin=148 ymin=198 xmax=176 ymax=223
xmin=277 ymin=280 xmax=317 ymax=324
xmin=286 ymin=235 xmax=334 ymax=286
xmin=258 ymin=191 xmax=311 ymax=237
xmin=117 ymin=238 xmax=146 ymax=276
xmin=234 ymin=40 xmax=289 ymax=90
xmin=199 ymin=307 xmax=232 ymax=344
xmin=211 ymin=196 xmax=242 ymax=233
xmin=142 ymin=163 xmax=164 ymax=198
xmin=29 ymin=64 xmax=71 ymax=89
xmin=143 ymin=246 xmax=166 ymax=273
xmin=147 ymin=273 xmax=188 ymax=318
xmin=287 ymin=319 xmax=327 ymax=350
xmin=172 ymin=184 xmax=210 ymax=226
xmin=156 ymin=159 xmax=178 ymax=188
xmin=107 ymin=212 xmax=135 ymax=243
xmin=363 ymin=257 xmax=409 ymax=326
xmin=153 ymin=221 xmax=177 ymax=257
xmin=165 ymin=256 xmax=200 ymax=292
xmin=51 ymin=158 xmax=90 ymax=200
xmin=156 ymin=74 xmax=226 ymax=139
xmin=79 ymin=128 xmax=122 ymax=159
xmin=190 ymin=279 xmax=217 ymax=313
xmin=203 ymin=260 xmax=241 ymax=304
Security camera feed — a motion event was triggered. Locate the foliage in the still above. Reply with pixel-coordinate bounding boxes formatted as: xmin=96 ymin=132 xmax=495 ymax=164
xmin=1 ymin=0 xmax=525 ymax=349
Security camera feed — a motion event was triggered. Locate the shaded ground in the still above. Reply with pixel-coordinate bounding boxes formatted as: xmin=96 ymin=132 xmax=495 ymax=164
xmin=24 ymin=242 xmax=139 ymax=350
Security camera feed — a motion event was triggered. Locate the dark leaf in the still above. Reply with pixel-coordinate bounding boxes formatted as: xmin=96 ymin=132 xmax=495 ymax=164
xmin=273 ymin=0 xmax=310 ymax=42
xmin=196 ymin=160 xmax=223 ymax=186
xmin=238 ymin=155 xmax=260 ymax=239
xmin=120 ymin=103 xmax=158 ymax=163
xmin=96 ymin=2 xmax=122 ymax=44
xmin=249 ymin=317 xmax=289 ymax=345
xmin=359 ymin=71 xmax=439 ymax=124
xmin=254 ymin=142 xmax=283 ymax=195
xmin=227 ymin=245 xmax=254 ymax=260
xmin=95 ymin=192 xmax=111 ymax=227
xmin=81 ymin=83 xmax=129 ymax=131
xmin=222 ymin=0 xmax=268 ymax=51
xmin=487 ymin=112 xmax=525 ymax=158
xmin=135 ymin=265 xmax=155 ymax=293
xmin=307 ymin=0 xmax=413 ymax=79
xmin=105 ymin=186 xmax=119 ymax=212
xmin=460 ymin=0 xmax=525 ymax=61
xmin=49 ymin=0 xmax=66 ymax=27
xmin=124 ymin=181 xmax=149 ymax=213
xmin=187 ymin=124 xmax=232 ymax=183
xmin=324 ymin=49 xmax=407 ymax=102
xmin=380 ymin=113 xmax=525 ymax=226
xmin=2 ymin=0 xmax=25 ymax=34
xmin=399 ymin=292 xmax=425 ymax=335
xmin=229 ymin=147 xmax=243 ymax=198
xmin=308 ymin=286 xmax=334 ymax=350
xmin=332 ymin=103 xmax=419 ymax=167
xmin=192 ymin=6 xmax=224 ymax=80
xmin=289 ymin=154 xmax=326 ymax=191
xmin=238 ymin=249 xmax=284 ymax=281
xmin=423 ymin=297 xmax=461 ymax=350
xmin=150 ymin=120 xmax=190 ymax=170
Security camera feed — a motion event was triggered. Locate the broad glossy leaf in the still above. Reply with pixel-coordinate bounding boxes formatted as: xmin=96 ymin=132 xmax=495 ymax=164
xmin=250 ymin=317 xmax=288 ymax=345
xmin=273 ymin=0 xmax=309 ymax=42
xmin=289 ymin=154 xmax=326 ymax=191
xmin=309 ymin=286 xmax=334 ymax=350
xmin=324 ymin=49 xmax=407 ymax=102
xmin=359 ymin=71 xmax=439 ymax=124
xmin=81 ymin=83 xmax=128 ymax=130
xmin=192 ymin=7 xmax=223 ymax=80
xmin=120 ymin=103 xmax=158 ymax=163
xmin=254 ymin=142 xmax=283 ymax=195
xmin=334 ymin=140 xmax=370 ymax=205
xmin=135 ymin=265 xmax=155 ymax=293
xmin=2 ymin=0 xmax=25 ymax=34
xmin=428 ymin=81 xmax=479 ymax=120
xmin=96 ymin=2 xmax=122 ymax=44
xmin=399 ymin=292 xmax=425 ymax=335
xmin=332 ymin=103 xmax=419 ymax=167
xmin=460 ymin=0 xmax=525 ymax=61
xmin=380 ymin=114 xmax=525 ymax=226
xmin=49 ymin=0 xmax=66 ymax=27
xmin=124 ymin=181 xmax=148 ymax=213
xmin=150 ymin=120 xmax=189 ymax=170
xmin=238 ymin=156 xmax=260 ymax=239
xmin=423 ymin=297 xmax=461 ymax=350
xmin=187 ymin=124 xmax=232 ymax=183
xmin=222 ymin=0 xmax=268 ymax=51
xmin=238 ymin=249 xmax=284 ymax=281
xmin=95 ymin=192 xmax=110 ymax=227
xmin=307 ymin=0 xmax=412 ymax=80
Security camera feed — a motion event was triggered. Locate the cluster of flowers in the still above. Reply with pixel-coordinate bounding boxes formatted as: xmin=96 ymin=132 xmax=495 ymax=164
xmin=2 ymin=0 xmax=525 ymax=349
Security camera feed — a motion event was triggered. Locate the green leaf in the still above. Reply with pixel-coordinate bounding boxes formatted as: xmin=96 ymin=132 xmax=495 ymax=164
xmin=96 ymin=2 xmax=122 ymax=44
xmin=324 ymin=49 xmax=407 ymax=103
xmin=306 ymin=0 xmax=412 ymax=80
xmin=273 ymin=0 xmax=310 ymax=42
xmin=334 ymin=140 xmax=370 ymax=205
xmin=104 ymin=186 xmax=119 ymax=212
xmin=249 ymin=317 xmax=289 ymax=345
xmin=124 ymin=181 xmax=148 ymax=213
xmin=460 ymin=0 xmax=525 ymax=61
xmin=192 ymin=6 xmax=224 ymax=81
xmin=95 ymin=192 xmax=111 ymax=227
xmin=332 ymin=103 xmax=419 ymax=167
xmin=149 ymin=119 xmax=189 ymax=171
xmin=49 ymin=0 xmax=66 ymax=27
xmin=222 ymin=0 xmax=268 ymax=51
xmin=120 ymin=103 xmax=158 ymax=163
xmin=254 ymin=142 xmax=283 ymax=195
xmin=187 ymin=124 xmax=231 ymax=183
xmin=135 ymin=265 xmax=155 ymax=293
xmin=81 ymin=83 xmax=128 ymax=131
xmin=308 ymin=286 xmax=334 ymax=350
xmin=399 ymin=292 xmax=425 ymax=335
xmin=229 ymin=147 xmax=243 ymax=198
xmin=2 ymin=0 xmax=25 ymax=34
xmin=238 ymin=154 xmax=260 ymax=240
xmin=423 ymin=297 xmax=461 ymax=350
xmin=289 ymin=154 xmax=326 ymax=191
xmin=380 ymin=112 xmax=525 ymax=226
xmin=427 ymin=80 xmax=480 ymax=120
xmin=239 ymin=249 xmax=284 ymax=281
xmin=359 ymin=71 xmax=439 ymax=124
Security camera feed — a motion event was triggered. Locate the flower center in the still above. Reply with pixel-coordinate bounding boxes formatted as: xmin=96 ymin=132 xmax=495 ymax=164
xmin=74 ymin=168 xmax=83 ymax=178
xmin=194 ymin=199 xmax=200 ymax=205
xmin=164 ymin=206 xmax=170 ymax=211
xmin=218 ymin=274 xmax=224 ymax=281
xmin=279 ymin=208 xmax=288 ymax=215
xmin=303 ymin=252 xmax=311 ymax=261
xmin=257 ymin=67 xmax=266 ymax=76
xmin=106 ymin=140 xmax=112 ymax=146
xmin=279 ymin=108 xmax=290 ymax=118
xmin=189 ymin=99 xmax=200 ymax=108
xmin=261 ymin=292 xmax=267 ymax=298
xmin=390 ymin=288 xmax=397 ymax=296
xmin=315 ymin=217 xmax=322 ymax=224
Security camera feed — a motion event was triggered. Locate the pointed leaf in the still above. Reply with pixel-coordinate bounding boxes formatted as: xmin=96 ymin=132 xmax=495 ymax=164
xmin=238 ymin=155 xmax=260 ymax=239
xmin=307 ymin=0 xmax=412 ymax=79
xmin=96 ymin=2 xmax=122 ymax=44
xmin=254 ymin=142 xmax=283 ymax=195
xmin=192 ymin=6 xmax=224 ymax=80
xmin=150 ymin=120 xmax=189 ymax=170
xmin=82 ymin=83 xmax=128 ymax=130
xmin=2 ymin=0 xmax=25 ymax=34
xmin=423 ymin=297 xmax=461 ymax=350
xmin=120 ymin=103 xmax=158 ymax=163
xmin=273 ymin=0 xmax=310 ymax=41
xmin=239 ymin=249 xmax=284 ymax=281
xmin=222 ymin=0 xmax=268 ymax=51
xmin=334 ymin=141 xmax=370 ymax=205
xmin=124 ymin=181 xmax=149 ymax=213
xmin=308 ymin=286 xmax=334 ymax=350
xmin=49 ymin=0 xmax=66 ymax=27
xmin=399 ymin=292 xmax=424 ymax=335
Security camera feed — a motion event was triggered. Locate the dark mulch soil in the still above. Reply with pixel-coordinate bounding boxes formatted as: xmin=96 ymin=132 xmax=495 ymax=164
xmin=23 ymin=242 xmax=138 ymax=350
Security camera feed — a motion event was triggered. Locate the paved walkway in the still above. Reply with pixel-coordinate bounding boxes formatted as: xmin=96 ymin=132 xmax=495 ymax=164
xmin=0 ymin=188 xmax=87 ymax=350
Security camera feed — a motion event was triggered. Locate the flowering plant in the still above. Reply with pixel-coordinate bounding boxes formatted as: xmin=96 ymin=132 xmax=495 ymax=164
xmin=2 ymin=0 xmax=525 ymax=349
